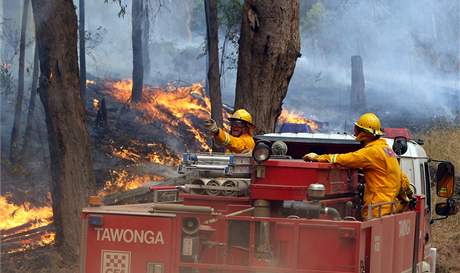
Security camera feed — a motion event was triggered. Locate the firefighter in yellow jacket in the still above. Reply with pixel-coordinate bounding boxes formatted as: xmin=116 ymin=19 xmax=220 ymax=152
xmin=204 ymin=109 xmax=255 ymax=154
xmin=303 ymin=113 xmax=413 ymax=219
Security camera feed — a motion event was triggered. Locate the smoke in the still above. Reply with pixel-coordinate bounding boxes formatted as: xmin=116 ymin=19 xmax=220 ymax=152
xmin=82 ymin=0 xmax=206 ymax=84
xmin=288 ymin=0 xmax=460 ymax=131
xmin=78 ymin=0 xmax=459 ymax=131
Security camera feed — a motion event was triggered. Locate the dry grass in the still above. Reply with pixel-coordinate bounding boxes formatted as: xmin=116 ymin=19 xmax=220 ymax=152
xmin=420 ymin=126 xmax=460 ymax=167
xmin=418 ymin=126 xmax=460 ymax=273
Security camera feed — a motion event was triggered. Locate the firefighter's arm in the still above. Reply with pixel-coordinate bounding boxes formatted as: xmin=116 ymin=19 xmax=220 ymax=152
xmin=317 ymin=148 xmax=373 ymax=169
xmin=215 ymin=129 xmax=254 ymax=153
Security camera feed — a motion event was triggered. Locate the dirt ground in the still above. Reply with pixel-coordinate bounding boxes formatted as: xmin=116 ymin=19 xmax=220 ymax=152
xmin=432 ymin=214 xmax=460 ymax=273
xmin=1 ymin=247 xmax=76 ymax=273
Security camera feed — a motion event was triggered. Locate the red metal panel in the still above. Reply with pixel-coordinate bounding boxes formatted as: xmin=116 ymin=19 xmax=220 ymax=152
xmin=250 ymin=184 xmax=308 ymax=200
xmin=381 ymin=217 xmax=396 ymax=272
xmin=361 ymin=211 xmax=417 ymax=273
xmin=181 ymin=194 xmax=251 ymax=213
xmin=384 ymin=128 xmax=412 ymax=139
xmin=83 ymin=213 xmax=175 ymax=273
xmin=296 ymin=223 xmax=358 ymax=272
xmin=252 ymin=160 xmax=358 ymax=200
xmin=391 ymin=212 xmax=417 ymax=272
xmin=416 ymin=197 xmax=427 ymax=268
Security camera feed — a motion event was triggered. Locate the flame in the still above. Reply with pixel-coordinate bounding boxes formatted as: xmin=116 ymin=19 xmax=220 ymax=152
xmin=0 ymin=194 xmax=55 ymax=253
xmin=111 ymin=141 xmax=181 ymax=166
xmin=279 ymin=109 xmax=319 ymax=131
xmin=38 ymin=232 xmax=56 ymax=246
xmin=99 ymin=170 xmax=164 ymax=196
xmin=86 ymin=79 xmax=96 ymax=86
xmin=92 ymin=98 xmax=100 ymax=110
xmin=105 ymin=80 xmax=211 ymax=150
xmin=146 ymin=143 xmax=181 ymax=166
xmin=0 ymin=195 xmax=53 ymax=230
xmin=112 ymin=147 xmax=141 ymax=162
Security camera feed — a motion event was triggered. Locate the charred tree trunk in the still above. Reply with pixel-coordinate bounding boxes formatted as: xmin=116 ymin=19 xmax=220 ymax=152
xmin=131 ymin=0 xmax=144 ymax=103
xmin=95 ymin=98 xmax=108 ymax=129
xmin=143 ymin=0 xmax=151 ymax=80
xmin=234 ymin=0 xmax=300 ymax=134
xmin=21 ymin=42 xmax=39 ymax=157
xmin=31 ymin=0 xmax=96 ymax=259
xmin=350 ymin=55 xmax=366 ymax=113
xmin=10 ymin=0 xmax=30 ymax=162
xmin=205 ymin=0 xmax=223 ymax=129
xmin=79 ymin=0 xmax=86 ymax=101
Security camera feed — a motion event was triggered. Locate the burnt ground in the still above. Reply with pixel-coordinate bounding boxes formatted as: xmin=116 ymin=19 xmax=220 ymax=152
xmin=1 ymin=246 xmax=77 ymax=273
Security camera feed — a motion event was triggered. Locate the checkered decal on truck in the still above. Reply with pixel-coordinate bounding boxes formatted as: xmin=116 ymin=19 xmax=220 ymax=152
xmin=101 ymin=250 xmax=131 ymax=273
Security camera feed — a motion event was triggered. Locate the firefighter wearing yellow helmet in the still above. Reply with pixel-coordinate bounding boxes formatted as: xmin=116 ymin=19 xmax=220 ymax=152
xmin=204 ymin=109 xmax=255 ymax=154
xmin=303 ymin=113 xmax=413 ymax=219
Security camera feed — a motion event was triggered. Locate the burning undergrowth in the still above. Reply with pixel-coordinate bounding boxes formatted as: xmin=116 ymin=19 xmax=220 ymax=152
xmin=101 ymin=80 xmax=212 ymax=150
xmin=0 ymin=194 xmax=55 ymax=254
xmin=278 ymin=109 xmax=320 ymax=131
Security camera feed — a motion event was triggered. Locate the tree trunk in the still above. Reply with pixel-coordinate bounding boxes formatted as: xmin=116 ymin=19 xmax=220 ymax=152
xmin=21 ymin=42 xmax=39 ymax=157
xmin=10 ymin=0 xmax=30 ymax=162
xmin=234 ymin=0 xmax=300 ymax=134
xmin=131 ymin=0 xmax=144 ymax=103
xmin=205 ymin=0 xmax=223 ymax=129
xmin=350 ymin=55 xmax=366 ymax=113
xmin=79 ymin=0 xmax=86 ymax=101
xmin=143 ymin=0 xmax=151 ymax=80
xmin=31 ymin=0 xmax=96 ymax=259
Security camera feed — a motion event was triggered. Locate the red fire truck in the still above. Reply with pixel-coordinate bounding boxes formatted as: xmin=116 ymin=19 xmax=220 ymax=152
xmin=80 ymin=128 xmax=457 ymax=273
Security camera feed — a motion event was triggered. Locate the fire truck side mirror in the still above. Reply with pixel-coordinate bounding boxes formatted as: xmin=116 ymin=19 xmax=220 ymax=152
xmin=435 ymin=161 xmax=456 ymax=198
xmin=435 ymin=198 xmax=458 ymax=217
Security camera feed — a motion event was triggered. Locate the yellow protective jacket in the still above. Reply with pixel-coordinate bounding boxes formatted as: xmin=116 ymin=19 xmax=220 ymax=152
xmin=215 ymin=129 xmax=255 ymax=154
xmin=316 ymin=138 xmax=405 ymax=218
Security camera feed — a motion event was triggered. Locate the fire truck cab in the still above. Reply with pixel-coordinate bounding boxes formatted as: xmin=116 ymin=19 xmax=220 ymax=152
xmin=81 ymin=129 xmax=457 ymax=273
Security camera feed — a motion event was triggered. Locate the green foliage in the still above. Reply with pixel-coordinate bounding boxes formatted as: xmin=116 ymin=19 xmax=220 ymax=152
xmin=0 ymin=63 xmax=14 ymax=95
xmin=190 ymin=0 xmax=243 ymax=71
xmin=85 ymin=26 xmax=107 ymax=51
xmin=301 ymin=1 xmax=325 ymax=34
xmin=85 ymin=26 xmax=108 ymax=63
xmin=217 ymin=0 xmax=242 ymax=33
xmin=217 ymin=0 xmax=243 ymax=72
xmin=104 ymin=0 xmax=127 ymax=17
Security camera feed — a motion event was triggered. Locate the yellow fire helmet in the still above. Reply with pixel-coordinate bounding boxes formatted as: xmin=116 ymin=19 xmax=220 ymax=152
xmin=354 ymin=112 xmax=384 ymax=136
xmin=230 ymin=109 xmax=254 ymax=126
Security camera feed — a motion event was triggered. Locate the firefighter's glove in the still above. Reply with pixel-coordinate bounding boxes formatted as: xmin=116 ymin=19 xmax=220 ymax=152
xmin=406 ymin=187 xmax=414 ymax=200
xmin=204 ymin=119 xmax=219 ymax=134
xmin=303 ymin=153 xmax=319 ymax=162
xmin=408 ymin=197 xmax=417 ymax=210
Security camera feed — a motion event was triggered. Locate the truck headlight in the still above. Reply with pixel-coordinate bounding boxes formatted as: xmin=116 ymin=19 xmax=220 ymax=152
xmin=253 ymin=141 xmax=271 ymax=163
